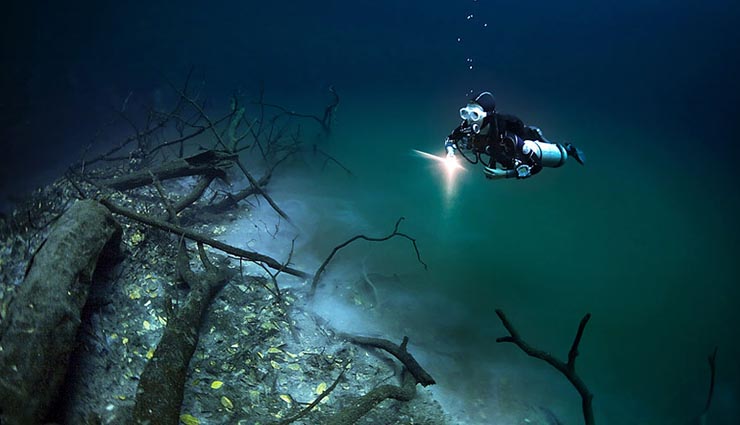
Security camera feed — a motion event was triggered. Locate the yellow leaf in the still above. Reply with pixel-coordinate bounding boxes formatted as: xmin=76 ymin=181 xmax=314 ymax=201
xmin=143 ymin=320 xmax=151 ymax=330
xmin=287 ymin=364 xmax=301 ymax=371
xmin=284 ymin=350 xmax=298 ymax=359
xmin=122 ymin=337 xmax=129 ymax=345
xmin=220 ymin=396 xmax=234 ymax=409
xmin=279 ymin=394 xmax=292 ymax=404
xmin=210 ymin=380 xmax=224 ymax=389
xmin=267 ymin=347 xmax=282 ymax=354
xmin=180 ymin=414 xmax=200 ymax=425
xmin=316 ymin=382 xmax=327 ymax=395
xmin=270 ymin=360 xmax=281 ymax=370
xmin=146 ymin=348 xmax=155 ymax=359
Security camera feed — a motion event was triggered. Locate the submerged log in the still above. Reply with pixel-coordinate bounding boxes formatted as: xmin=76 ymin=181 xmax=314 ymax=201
xmin=100 ymin=150 xmax=236 ymax=190
xmin=0 ymin=200 xmax=120 ymax=425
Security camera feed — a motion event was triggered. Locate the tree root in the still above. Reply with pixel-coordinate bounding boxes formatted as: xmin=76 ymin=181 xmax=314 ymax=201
xmin=326 ymin=369 xmax=417 ymax=425
xmin=133 ymin=242 xmax=234 ymax=425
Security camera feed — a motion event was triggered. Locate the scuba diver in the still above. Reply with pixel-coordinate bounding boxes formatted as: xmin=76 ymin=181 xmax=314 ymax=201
xmin=444 ymin=91 xmax=585 ymax=179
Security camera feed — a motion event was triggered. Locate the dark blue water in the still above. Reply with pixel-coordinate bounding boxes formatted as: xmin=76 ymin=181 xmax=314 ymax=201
xmin=3 ymin=1 xmax=739 ymax=423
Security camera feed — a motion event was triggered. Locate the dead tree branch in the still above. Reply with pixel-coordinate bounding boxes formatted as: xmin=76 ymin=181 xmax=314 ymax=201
xmin=257 ymin=86 xmax=339 ymax=135
xmin=314 ymin=145 xmax=354 ymax=177
xmin=310 ymin=217 xmax=426 ymax=297
xmin=149 ymin=171 xmax=178 ymax=223
xmin=99 ymin=199 xmax=310 ymax=279
xmin=326 ymin=369 xmax=417 ymax=425
xmin=165 ymin=175 xmax=216 ymax=219
xmin=168 ymin=79 xmax=293 ymax=224
xmin=341 ymin=335 xmax=435 ymax=387
xmin=235 ymin=158 xmax=293 ymax=225
xmin=689 ymin=347 xmax=719 ymax=424
xmin=495 ymin=309 xmax=594 ymax=425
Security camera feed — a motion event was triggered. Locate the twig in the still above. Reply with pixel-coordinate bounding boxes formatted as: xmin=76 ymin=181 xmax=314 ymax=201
xmin=314 ymin=145 xmax=353 ymax=177
xmin=168 ymin=78 xmax=293 ymax=223
xmin=235 ymin=158 xmax=293 ymax=225
xmin=271 ymin=367 xmax=346 ymax=425
xmin=148 ymin=170 xmax=178 ymax=223
xmin=310 ymin=217 xmax=426 ymax=297
xmin=495 ymin=309 xmax=594 ymax=425
xmin=702 ymin=347 xmax=719 ymax=416
xmin=257 ymin=86 xmax=339 ymax=135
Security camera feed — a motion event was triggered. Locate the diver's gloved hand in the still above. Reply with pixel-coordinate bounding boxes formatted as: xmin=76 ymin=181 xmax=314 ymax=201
xmin=484 ymin=165 xmax=516 ymax=179
xmin=444 ymin=138 xmax=456 ymax=158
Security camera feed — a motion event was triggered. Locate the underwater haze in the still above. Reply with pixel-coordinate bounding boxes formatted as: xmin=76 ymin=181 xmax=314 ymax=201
xmin=3 ymin=0 xmax=739 ymax=424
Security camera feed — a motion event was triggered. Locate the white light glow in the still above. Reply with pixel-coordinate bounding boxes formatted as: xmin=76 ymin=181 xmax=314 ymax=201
xmin=412 ymin=149 xmax=464 ymax=208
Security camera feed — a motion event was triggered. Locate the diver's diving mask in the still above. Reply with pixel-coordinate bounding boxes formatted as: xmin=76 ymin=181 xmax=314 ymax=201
xmin=459 ymin=103 xmax=487 ymax=133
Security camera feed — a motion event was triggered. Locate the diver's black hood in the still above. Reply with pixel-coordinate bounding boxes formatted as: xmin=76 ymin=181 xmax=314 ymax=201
xmin=473 ymin=91 xmax=496 ymax=113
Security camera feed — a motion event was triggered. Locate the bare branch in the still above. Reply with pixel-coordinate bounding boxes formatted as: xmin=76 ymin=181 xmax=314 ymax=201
xmin=340 ymin=335 xmax=435 ymax=387
xmin=495 ymin=309 xmax=595 ymax=425
xmin=310 ymin=217 xmax=426 ymax=297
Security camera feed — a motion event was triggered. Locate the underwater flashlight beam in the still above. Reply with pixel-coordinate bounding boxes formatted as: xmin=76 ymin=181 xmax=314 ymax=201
xmin=413 ymin=148 xmax=464 ymax=205
xmin=413 ymin=149 xmax=464 ymax=175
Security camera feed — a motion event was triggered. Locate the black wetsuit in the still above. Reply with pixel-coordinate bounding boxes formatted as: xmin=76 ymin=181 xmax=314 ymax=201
xmin=449 ymin=113 xmax=550 ymax=177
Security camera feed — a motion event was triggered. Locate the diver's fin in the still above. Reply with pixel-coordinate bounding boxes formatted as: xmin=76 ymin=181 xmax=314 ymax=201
xmin=565 ymin=143 xmax=586 ymax=165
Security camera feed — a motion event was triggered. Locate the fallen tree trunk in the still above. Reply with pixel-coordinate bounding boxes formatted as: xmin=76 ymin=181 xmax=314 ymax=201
xmin=0 ymin=200 xmax=120 ymax=425
xmin=100 ymin=150 xmax=236 ymax=191
xmin=133 ymin=243 xmax=234 ymax=425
